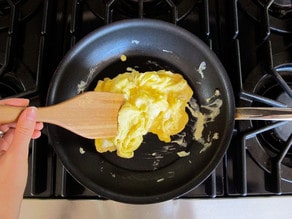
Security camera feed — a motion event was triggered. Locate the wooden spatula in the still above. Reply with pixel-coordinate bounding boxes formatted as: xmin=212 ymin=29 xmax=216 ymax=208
xmin=0 ymin=92 xmax=125 ymax=139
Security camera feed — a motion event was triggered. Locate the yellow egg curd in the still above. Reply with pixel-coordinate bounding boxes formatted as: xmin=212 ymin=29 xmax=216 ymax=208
xmin=94 ymin=69 xmax=193 ymax=158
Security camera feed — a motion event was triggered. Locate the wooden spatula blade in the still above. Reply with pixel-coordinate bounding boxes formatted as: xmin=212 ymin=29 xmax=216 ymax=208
xmin=38 ymin=92 xmax=125 ymax=139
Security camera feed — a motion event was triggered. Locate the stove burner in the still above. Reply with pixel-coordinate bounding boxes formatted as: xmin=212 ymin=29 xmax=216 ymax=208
xmin=239 ymin=0 xmax=292 ymax=33
xmin=251 ymin=72 xmax=292 ymax=157
xmin=240 ymin=53 xmax=292 ymax=181
xmin=0 ymin=0 xmax=42 ymax=30
xmin=86 ymin=0 xmax=195 ymax=22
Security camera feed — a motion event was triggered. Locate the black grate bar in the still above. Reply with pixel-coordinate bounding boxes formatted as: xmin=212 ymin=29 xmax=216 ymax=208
xmin=241 ymin=121 xmax=289 ymax=195
xmin=105 ymin=0 xmax=178 ymax=24
xmin=238 ymin=137 xmax=247 ymax=196
xmin=270 ymin=135 xmax=292 ymax=194
xmin=1 ymin=0 xmax=52 ymax=99
xmin=165 ymin=0 xmax=178 ymax=24
xmin=30 ymin=137 xmax=54 ymax=197
xmin=230 ymin=0 xmax=239 ymax=40
xmin=28 ymin=0 xmax=54 ymax=197
xmin=243 ymin=121 xmax=288 ymax=140
xmin=60 ymin=166 xmax=68 ymax=197
xmin=35 ymin=0 xmax=51 ymax=94
xmin=269 ymin=68 xmax=292 ymax=98
xmin=240 ymin=91 xmax=287 ymax=107
xmin=70 ymin=0 xmax=82 ymax=47
xmin=105 ymin=0 xmax=115 ymax=24
xmin=0 ymin=1 xmax=18 ymax=76
xmin=202 ymin=0 xmax=211 ymax=46
xmin=262 ymin=32 xmax=292 ymax=98
xmin=260 ymin=0 xmax=273 ymax=42
xmin=227 ymin=0 xmax=242 ymax=96
xmin=138 ymin=0 xmax=143 ymax=18
xmin=234 ymin=40 xmax=243 ymax=94
xmin=205 ymin=171 xmax=217 ymax=197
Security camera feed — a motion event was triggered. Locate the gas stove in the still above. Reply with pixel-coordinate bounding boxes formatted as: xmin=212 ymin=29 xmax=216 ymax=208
xmin=0 ymin=0 xmax=291 ymax=200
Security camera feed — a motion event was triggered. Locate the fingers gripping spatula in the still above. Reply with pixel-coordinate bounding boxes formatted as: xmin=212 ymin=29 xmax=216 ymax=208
xmin=0 ymin=92 xmax=125 ymax=139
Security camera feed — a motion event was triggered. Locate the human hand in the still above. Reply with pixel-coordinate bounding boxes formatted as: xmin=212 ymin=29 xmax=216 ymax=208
xmin=0 ymin=98 xmax=43 ymax=219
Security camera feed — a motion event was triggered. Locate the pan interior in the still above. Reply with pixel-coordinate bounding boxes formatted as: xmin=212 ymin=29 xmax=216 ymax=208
xmin=88 ymin=55 xmax=199 ymax=171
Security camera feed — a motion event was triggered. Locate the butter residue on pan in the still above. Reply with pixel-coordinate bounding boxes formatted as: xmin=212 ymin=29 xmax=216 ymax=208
xmin=120 ymin=54 xmax=127 ymax=62
xmin=187 ymin=90 xmax=223 ymax=153
xmin=163 ymin=89 xmax=223 ymax=156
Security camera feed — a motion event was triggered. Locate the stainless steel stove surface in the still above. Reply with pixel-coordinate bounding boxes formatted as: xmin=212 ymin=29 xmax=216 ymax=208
xmin=0 ymin=0 xmax=291 ymax=200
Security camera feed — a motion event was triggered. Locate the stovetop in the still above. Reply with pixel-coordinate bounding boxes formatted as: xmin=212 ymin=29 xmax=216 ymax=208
xmin=0 ymin=0 xmax=291 ymax=200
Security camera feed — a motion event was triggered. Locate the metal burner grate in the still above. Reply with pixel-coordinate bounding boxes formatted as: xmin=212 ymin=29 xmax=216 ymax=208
xmin=0 ymin=0 xmax=56 ymax=198
xmin=0 ymin=0 xmax=49 ymax=99
xmin=238 ymin=0 xmax=292 ymax=33
xmin=84 ymin=0 xmax=196 ymax=24
xmin=226 ymin=0 xmax=292 ymax=196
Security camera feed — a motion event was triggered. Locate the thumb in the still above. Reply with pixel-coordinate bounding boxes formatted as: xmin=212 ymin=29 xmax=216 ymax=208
xmin=9 ymin=107 xmax=37 ymax=157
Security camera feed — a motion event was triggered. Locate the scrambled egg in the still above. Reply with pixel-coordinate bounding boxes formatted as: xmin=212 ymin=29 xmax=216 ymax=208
xmin=120 ymin=54 xmax=127 ymax=62
xmin=94 ymin=69 xmax=193 ymax=158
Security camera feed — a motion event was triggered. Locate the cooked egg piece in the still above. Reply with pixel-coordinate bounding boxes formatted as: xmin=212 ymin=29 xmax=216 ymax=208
xmin=120 ymin=54 xmax=127 ymax=62
xmin=94 ymin=69 xmax=193 ymax=158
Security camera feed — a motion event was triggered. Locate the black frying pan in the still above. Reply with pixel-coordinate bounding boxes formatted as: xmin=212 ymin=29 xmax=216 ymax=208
xmin=47 ymin=19 xmax=235 ymax=204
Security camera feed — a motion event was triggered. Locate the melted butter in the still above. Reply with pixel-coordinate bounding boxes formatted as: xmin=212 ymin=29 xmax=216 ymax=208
xmin=186 ymin=93 xmax=223 ymax=152
xmin=120 ymin=54 xmax=127 ymax=62
xmin=177 ymin=151 xmax=190 ymax=157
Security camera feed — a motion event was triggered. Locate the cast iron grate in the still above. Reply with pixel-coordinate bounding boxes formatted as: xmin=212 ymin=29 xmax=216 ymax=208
xmin=0 ymin=0 xmax=55 ymax=197
xmin=226 ymin=0 xmax=292 ymax=196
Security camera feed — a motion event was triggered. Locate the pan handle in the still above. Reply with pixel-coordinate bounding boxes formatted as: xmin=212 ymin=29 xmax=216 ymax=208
xmin=235 ymin=107 xmax=292 ymax=121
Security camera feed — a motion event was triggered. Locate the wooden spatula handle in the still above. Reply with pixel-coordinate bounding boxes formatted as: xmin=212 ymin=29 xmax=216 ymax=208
xmin=0 ymin=92 xmax=124 ymax=139
xmin=0 ymin=105 xmax=58 ymax=124
xmin=0 ymin=105 xmax=26 ymax=123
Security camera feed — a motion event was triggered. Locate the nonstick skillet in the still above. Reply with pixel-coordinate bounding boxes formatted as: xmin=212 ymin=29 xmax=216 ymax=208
xmin=47 ymin=19 xmax=235 ymax=204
